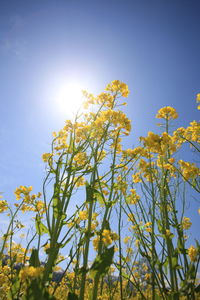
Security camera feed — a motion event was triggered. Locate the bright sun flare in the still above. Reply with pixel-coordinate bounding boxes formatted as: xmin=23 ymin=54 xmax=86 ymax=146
xmin=56 ymin=82 xmax=85 ymax=116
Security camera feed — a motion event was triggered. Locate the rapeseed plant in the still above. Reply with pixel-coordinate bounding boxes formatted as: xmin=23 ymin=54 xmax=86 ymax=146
xmin=0 ymin=81 xmax=199 ymax=300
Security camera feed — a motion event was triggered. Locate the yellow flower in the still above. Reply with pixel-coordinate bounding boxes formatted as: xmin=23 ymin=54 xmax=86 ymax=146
xmin=123 ymin=236 xmax=131 ymax=244
xmin=79 ymin=210 xmax=88 ymax=221
xmin=20 ymin=204 xmax=34 ymax=213
xmin=35 ymin=200 xmax=45 ymax=211
xmin=132 ymin=173 xmax=141 ymax=183
xmin=14 ymin=185 xmax=33 ymax=200
xmin=165 ymin=229 xmax=174 ymax=239
xmin=43 ymin=243 xmax=50 ymax=253
xmin=91 ymin=221 xmax=98 ymax=231
xmin=105 ymin=80 xmax=130 ymax=97
xmin=102 ymin=229 xmax=113 ymax=246
xmin=67 ymin=272 xmax=75 ymax=280
xmin=168 ymin=157 xmax=175 ymax=164
xmin=127 ymin=189 xmax=140 ymax=204
xmin=182 ymin=217 xmax=192 ymax=230
xmin=19 ymin=266 xmax=43 ymax=281
xmin=196 ymin=93 xmax=200 ymax=109
xmin=144 ymin=222 xmax=152 ymax=233
xmin=172 ymin=127 xmax=186 ymax=146
xmin=0 ymin=199 xmax=8 ymax=213
xmin=179 ymin=160 xmax=200 ymax=180
xmin=93 ymin=236 xmax=100 ymax=251
xmin=126 ymin=247 xmax=133 ymax=254
xmin=188 ymin=245 xmax=198 ymax=262
xmin=142 ymin=263 xmax=148 ymax=272
xmin=75 ymin=176 xmax=86 ymax=187
xmin=74 ymin=152 xmax=87 ymax=167
xmin=42 ymin=152 xmax=53 ymax=162
xmin=145 ymin=273 xmax=151 ymax=280
xmin=111 ymin=232 xmax=119 ymax=241
xmin=156 ymin=106 xmax=178 ymax=120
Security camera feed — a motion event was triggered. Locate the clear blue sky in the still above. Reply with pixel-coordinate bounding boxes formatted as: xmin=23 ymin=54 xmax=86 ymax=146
xmin=0 ymin=0 xmax=199 ymax=239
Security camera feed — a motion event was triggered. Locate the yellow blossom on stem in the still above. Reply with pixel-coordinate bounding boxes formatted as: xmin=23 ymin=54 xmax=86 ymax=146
xmin=132 ymin=173 xmax=141 ymax=183
xmin=188 ymin=245 xmax=198 ymax=262
xmin=0 ymin=199 xmax=8 ymax=213
xmin=19 ymin=266 xmax=44 ymax=281
xmin=93 ymin=236 xmax=100 ymax=251
xmin=14 ymin=185 xmax=33 ymax=200
xmin=123 ymin=236 xmax=131 ymax=244
xmin=156 ymin=106 xmax=178 ymax=120
xmin=75 ymin=176 xmax=86 ymax=187
xmin=178 ymin=160 xmax=200 ymax=180
xmin=196 ymin=93 xmax=200 ymax=110
xmin=42 ymin=152 xmax=53 ymax=162
xmin=182 ymin=217 xmax=192 ymax=230
xmin=102 ymin=229 xmax=113 ymax=246
xmin=105 ymin=80 xmax=130 ymax=97
xmin=79 ymin=210 xmax=88 ymax=221
xmin=126 ymin=189 xmax=140 ymax=204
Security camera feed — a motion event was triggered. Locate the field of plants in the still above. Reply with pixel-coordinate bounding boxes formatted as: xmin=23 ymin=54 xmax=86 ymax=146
xmin=0 ymin=80 xmax=199 ymax=300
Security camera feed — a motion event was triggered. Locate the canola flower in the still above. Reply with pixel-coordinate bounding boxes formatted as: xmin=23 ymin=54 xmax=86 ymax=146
xmin=19 ymin=266 xmax=44 ymax=281
xmin=0 ymin=199 xmax=8 ymax=213
xmin=196 ymin=93 xmax=200 ymax=110
xmin=188 ymin=245 xmax=198 ymax=262
xmin=156 ymin=106 xmax=178 ymax=120
xmin=178 ymin=160 xmax=200 ymax=181
xmin=182 ymin=216 xmax=192 ymax=230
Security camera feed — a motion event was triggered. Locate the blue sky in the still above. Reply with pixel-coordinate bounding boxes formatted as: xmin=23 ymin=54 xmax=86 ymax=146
xmin=0 ymin=0 xmax=199 ymax=240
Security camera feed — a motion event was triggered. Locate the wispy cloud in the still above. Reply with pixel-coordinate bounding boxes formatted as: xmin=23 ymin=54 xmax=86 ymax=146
xmin=0 ymin=13 xmax=27 ymax=60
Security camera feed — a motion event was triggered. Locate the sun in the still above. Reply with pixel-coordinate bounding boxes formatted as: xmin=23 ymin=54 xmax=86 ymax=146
xmin=56 ymin=82 xmax=85 ymax=116
xmin=43 ymin=76 xmax=96 ymax=120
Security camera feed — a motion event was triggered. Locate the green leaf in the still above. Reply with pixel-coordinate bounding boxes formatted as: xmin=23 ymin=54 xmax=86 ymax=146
xmin=53 ymin=197 xmax=60 ymax=219
xmin=29 ymin=248 xmax=40 ymax=267
xmin=89 ymin=246 xmax=114 ymax=279
xmin=7 ymin=276 xmax=20 ymax=300
xmin=172 ymin=256 xmax=178 ymax=268
xmin=94 ymin=189 xmax=105 ymax=205
xmin=22 ymin=279 xmax=56 ymax=300
xmin=35 ymin=215 xmax=49 ymax=235
xmin=163 ymin=258 xmax=169 ymax=274
xmin=188 ymin=263 xmax=196 ymax=279
xmin=67 ymin=292 xmax=79 ymax=300
xmin=121 ymin=271 xmax=129 ymax=280
xmin=195 ymin=239 xmax=200 ymax=251
xmin=154 ymin=293 xmax=163 ymax=300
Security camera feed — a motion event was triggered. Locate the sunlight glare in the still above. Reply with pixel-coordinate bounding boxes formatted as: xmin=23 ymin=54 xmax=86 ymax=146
xmin=56 ymin=82 xmax=85 ymax=116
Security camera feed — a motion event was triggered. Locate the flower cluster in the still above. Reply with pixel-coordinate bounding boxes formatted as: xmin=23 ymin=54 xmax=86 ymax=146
xmin=188 ymin=245 xmax=198 ymax=262
xmin=182 ymin=217 xmax=192 ymax=230
xmin=105 ymin=80 xmax=130 ymax=97
xmin=156 ymin=106 xmax=178 ymax=120
xmin=178 ymin=160 xmax=199 ymax=181
xmin=19 ymin=266 xmax=44 ymax=281
xmin=0 ymin=197 xmax=8 ymax=213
